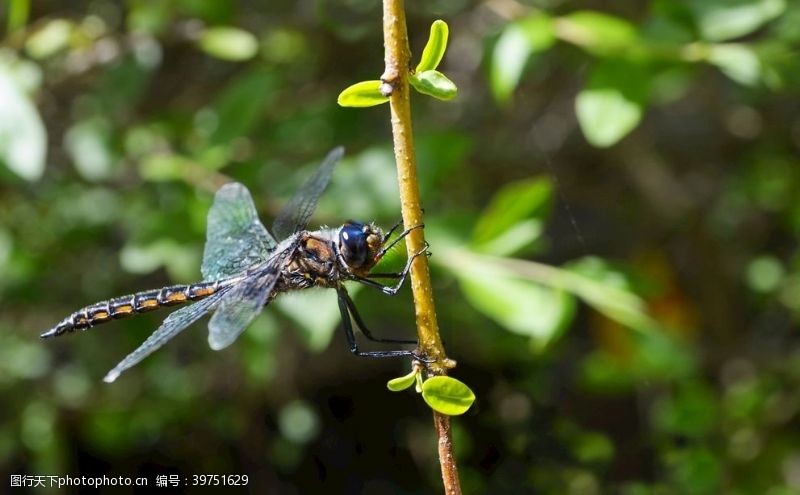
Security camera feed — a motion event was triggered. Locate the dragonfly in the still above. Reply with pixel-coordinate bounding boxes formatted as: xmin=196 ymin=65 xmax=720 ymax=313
xmin=41 ymin=147 xmax=429 ymax=382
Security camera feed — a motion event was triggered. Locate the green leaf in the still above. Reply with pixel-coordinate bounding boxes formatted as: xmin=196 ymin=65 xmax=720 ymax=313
xmin=490 ymin=14 xmax=555 ymax=103
xmin=688 ymin=0 xmax=786 ymax=41
xmin=64 ymin=118 xmax=116 ymax=181
xmin=745 ymin=255 xmax=784 ymax=293
xmin=25 ymin=19 xmax=74 ymax=59
xmin=337 ymin=80 xmax=389 ymax=107
xmin=457 ymin=260 xmax=576 ymax=351
xmin=209 ymin=69 xmax=278 ymax=145
xmin=276 ymin=288 xmax=354 ymax=352
xmin=278 ymin=401 xmax=320 ymax=444
xmin=0 ymin=61 xmax=46 ymax=181
xmin=707 ymin=44 xmax=761 ymax=86
xmin=416 ymin=20 xmax=449 ymax=73
xmin=561 ymin=11 xmax=638 ymax=56
xmin=119 ymin=240 xmax=200 ymax=282
xmin=138 ymin=153 xmax=191 ymax=182
xmin=421 ymin=376 xmax=476 ymax=416
xmin=566 ymin=256 xmax=634 ymax=292
xmin=387 ymin=370 xmax=417 ymax=392
xmin=7 ymin=0 xmax=30 ymax=33
xmin=199 ymin=26 xmax=259 ymax=61
xmin=472 ymin=178 xmax=553 ymax=255
xmin=435 ymin=249 xmax=656 ymax=339
xmin=576 ymin=59 xmax=650 ymax=147
xmin=571 ymin=431 xmax=615 ymax=464
xmin=410 ymin=70 xmax=457 ymax=100
xmin=564 ymin=256 xmax=654 ymax=332
xmin=473 ymin=220 xmax=543 ymax=257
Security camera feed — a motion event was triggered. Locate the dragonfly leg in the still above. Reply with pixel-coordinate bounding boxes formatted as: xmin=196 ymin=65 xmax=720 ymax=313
xmin=337 ymin=289 xmax=421 ymax=359
xmin=358 ymin=242 xmax=430 ymax=296
xmin=338 ymin=287 xmax=416 ymax=344
xmin=365 ymin=272 xmax=403 ymax=279
xmin=375 ymin=224 xmax=425 ymax=261
xmin=383 ymin=218 xmax=404 ymax=242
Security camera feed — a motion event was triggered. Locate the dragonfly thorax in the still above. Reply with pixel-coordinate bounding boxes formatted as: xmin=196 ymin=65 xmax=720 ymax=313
xmin=338 ymin=221 xmax=383 ymax=274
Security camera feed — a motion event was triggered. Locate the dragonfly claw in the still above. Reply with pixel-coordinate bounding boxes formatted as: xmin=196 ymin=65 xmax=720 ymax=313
xmin=412 ymin=351 xmax=436 ymax=364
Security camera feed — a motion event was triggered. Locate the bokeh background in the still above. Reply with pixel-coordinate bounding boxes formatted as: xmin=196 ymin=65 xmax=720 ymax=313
xmin=2 ymin=0 xmax=800 ymax=493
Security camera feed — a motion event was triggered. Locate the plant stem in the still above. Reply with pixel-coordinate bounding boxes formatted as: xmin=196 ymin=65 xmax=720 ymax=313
xmin=380 ymin=1 xmax=461 ymax=494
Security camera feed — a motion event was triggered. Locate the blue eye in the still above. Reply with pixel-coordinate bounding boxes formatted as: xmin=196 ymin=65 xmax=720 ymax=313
xmin=339 ymin=222 xmax=368 ymax=267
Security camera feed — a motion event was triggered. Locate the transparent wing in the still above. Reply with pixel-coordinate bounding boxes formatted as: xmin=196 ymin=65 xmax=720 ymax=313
xmin=272 ymin=147 xmax=344 ymax=240
xmin=202 ymin=182 xmax=276 ymax=281
xmin=207 ymin=270 xmax=277 ymax=351
xmin=103 ymin=289 xmax=230 ymax=383
xmin=207 ymin=243 xmax=297 ymax=350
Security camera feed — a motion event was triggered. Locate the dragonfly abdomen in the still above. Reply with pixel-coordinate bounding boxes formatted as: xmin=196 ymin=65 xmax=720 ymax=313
xmin=41 ymin=281 xmax=221 ymax=339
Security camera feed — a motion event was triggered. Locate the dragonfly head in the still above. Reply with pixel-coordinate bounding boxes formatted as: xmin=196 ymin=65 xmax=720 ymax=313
xmin=338 ymin=221 xmax=383 ymax=270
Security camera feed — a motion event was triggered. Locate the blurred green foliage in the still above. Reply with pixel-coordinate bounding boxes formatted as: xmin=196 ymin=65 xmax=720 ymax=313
xmin=2 ymin=0 xmax=800 ymax=493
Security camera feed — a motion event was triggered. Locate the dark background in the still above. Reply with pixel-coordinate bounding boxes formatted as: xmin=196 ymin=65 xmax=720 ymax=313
xmin=2 ymin=0 xmax=800 ymax=493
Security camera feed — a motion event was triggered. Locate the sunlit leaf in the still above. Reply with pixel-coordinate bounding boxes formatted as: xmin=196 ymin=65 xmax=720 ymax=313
xmin=337 ymin=80 xmax=389 ymax=107
xmin=560 ymin=11 xmax=638 ymax=56
xmin=64 ymin=118 xmax=116 ymax=181
xmin=276 ymin=289 xmax=354 ymax=352
xmin=126 ymin=1 xmax=172 ymax=34
xmin=0 ymin=62 xmax=46 ymax=181
xmin=707 ymin=44 xmax=761 ymax=86
xmin=410 ymin=70 xmax=457 ymax=100
xmin=472 ymin=177 xmax=552 ymax=255
xmin=278 ymin=401 xmax=320 ymax=444
xmin=472 ymin=220 xmax=543 ymax=257
xmin=119 ymin=240 xmax=200 ymax=282
xmin=421 ymin=376 xmax=475 ymax=416
xmin=490 ymin=14 xmax=555 ymax=103
xmin=564 ymin=256 xmax=654 ymax=332
xmin=745 ymin=256 xmax=784 ymax=293
xmin=416 ymin=20 xmax=449 ymax=73
xmin=688 ymin=0 xmax=786 ymax=41
xmin=436 ymin=249 xmax=656 ymax=338
xmin=457 ymin=260 xmax=576 ymax=351
xmin=199 ymin=26 xmax=259 ymax=61
xmin=25 ymin=19 xmax=74 ymax=59
xmin=7 ymin=0 xmax=30 ymax=33
xmin=387 ymin=370 xmax=417 ymax=392
xmin=566 ymin=256 xmax=634 ymax=292
xmin=576 ymin=59 xmax=650 ymax=147
xmin=138 ymin=153 xmax=191 ymax=182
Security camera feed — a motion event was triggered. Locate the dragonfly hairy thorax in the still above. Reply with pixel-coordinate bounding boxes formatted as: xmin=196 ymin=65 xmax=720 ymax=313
xmin=41 ymin=148 xmax=429 ymax=382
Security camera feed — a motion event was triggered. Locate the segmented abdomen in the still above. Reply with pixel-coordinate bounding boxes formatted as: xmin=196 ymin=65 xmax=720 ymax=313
xmin=41 ymin=281 xmax=221 ymax=339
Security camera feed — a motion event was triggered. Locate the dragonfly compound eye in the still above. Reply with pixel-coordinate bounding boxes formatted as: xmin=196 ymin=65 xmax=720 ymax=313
xmin=339 ymin=222 xmax=368 ymax=267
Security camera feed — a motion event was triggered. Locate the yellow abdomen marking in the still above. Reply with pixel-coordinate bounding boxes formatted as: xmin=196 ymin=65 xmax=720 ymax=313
xmin=114 ymin=304 xmax=134 ymax=316
xmin=92 ymin=311 xmax=110 ymax=321
xmin=191 ymin=286 xmax=215 ymax=298
xmin=139 ymin=299 xmax=158 ymax=309
xmin=166 ymin=292 xmax=187 ymax=303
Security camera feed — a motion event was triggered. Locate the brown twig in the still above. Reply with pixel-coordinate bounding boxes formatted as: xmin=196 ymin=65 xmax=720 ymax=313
xmin=380 ymin=1 xmax=461 ymax=494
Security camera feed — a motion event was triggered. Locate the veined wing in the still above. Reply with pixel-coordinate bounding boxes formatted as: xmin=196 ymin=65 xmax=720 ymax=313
xmin=207 ymin=243 xmax=296 ymax=350
xmin=272 ymin=147 xmax=344 ymax=240
xmin=103 ymin=287 xmax=231 ymax=383
xmin=202 ymin=182 xmax=276 ymax=281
